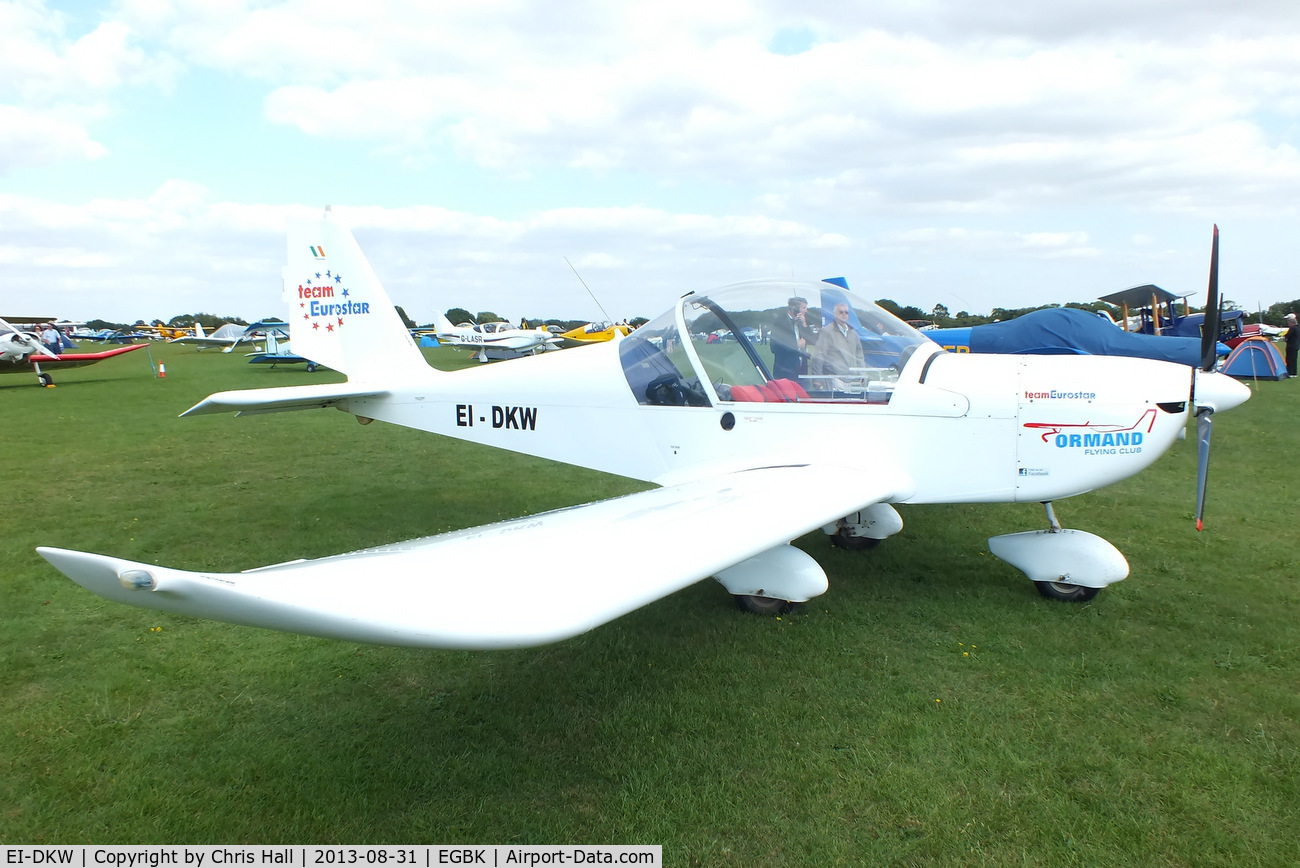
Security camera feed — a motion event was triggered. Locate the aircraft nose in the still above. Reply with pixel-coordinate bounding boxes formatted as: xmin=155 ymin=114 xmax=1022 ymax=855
xmin=1193 ymin=369 xmax=1251 ymax=414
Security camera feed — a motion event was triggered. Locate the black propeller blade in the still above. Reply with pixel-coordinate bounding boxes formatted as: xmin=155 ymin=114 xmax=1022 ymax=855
xmin=1195 ymin=410 xmax=1212 ymax=532
xmin=1200 ymin=224 xmax=1220 ymax=371
xmin=1195 ymin=224 xmax=1220 ymax=531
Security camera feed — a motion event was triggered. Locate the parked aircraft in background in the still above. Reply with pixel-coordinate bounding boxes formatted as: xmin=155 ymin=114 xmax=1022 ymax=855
xmin=1099 ymin=283 xmax=1248 ymax=347
xmin=244 ymin=323 xmax=322 ymax=371
xmin=167 ymin=322 xmax=244 ymax=350
xmin=73 ymin=327 xmax=151 ymax=343
xmin=2 ymin=317 xmax=148 ymax=386
xmin=425 ymin=312 xmax=560 ymax=361
xmin=556 ymin=321 xmax=633 ymax=346
xmin=1 ymin=317 xmax=59 ymax=364
xmin=40 ymin=219 xmax=1249 ymax=650
xmin=135 ymin=323 xmax=206 ymax=341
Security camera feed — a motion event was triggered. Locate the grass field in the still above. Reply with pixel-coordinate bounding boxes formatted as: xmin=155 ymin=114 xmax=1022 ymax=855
xmin=3 ymin=345 xmax=1298 ymax=865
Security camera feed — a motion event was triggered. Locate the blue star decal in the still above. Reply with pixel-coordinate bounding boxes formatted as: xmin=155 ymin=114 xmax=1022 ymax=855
xmin=315 ymin=272 xmax=321 ymax=279
xmin=342 ymin=288 xmax=349 ymax=297
xmin=334 ymin=274 xmax=342 ymax=283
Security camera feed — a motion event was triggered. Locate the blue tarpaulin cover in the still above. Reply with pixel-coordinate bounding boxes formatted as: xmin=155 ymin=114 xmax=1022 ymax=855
xmin=928 ymin=307 xmax=1215 ymax=366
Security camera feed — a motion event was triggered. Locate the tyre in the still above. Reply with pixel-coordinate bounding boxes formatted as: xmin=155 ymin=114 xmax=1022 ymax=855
xmin=829 ymin=530 xmax=881 ymax=551
xmin=1034 ymin=581 xmax=1101 ymax=602
xmin=734 ymin=595 xmax=802 ymax=616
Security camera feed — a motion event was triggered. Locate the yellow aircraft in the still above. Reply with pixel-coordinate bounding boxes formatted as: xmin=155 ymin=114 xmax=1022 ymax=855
xmin=557 ymin=321 xmax=633 ymax=346
xmin=137 ymin=323 xmax=202 ymax=340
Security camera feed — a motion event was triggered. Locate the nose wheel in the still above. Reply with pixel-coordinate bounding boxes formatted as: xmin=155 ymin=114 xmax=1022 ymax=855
xmin=734 ymin=595 xmax=802 ymax=615
xmin=987 ymin=502 xmax=1127 ymax=603
xmin=1034 ymin=581 xmax=1100 ymax=602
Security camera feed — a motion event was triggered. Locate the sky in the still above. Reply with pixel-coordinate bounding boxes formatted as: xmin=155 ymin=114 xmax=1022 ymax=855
xmin=3 ymin=0 xmax=1300 ymax=325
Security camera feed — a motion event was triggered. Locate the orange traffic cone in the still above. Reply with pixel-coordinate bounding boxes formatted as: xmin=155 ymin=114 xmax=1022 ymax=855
xmin=158 ymin=361 xmax=167 ymax=378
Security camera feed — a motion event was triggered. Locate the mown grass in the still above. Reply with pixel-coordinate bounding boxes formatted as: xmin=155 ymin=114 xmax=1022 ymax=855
xmin=2 ymin=346 xmax=1297 ymax=865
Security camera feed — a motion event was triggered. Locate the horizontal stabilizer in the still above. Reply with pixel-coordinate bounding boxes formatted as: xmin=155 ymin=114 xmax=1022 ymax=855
xmin=40 ymin=464 xmax=909 ymax=649
xmin=181 ymin=383 xmax=388 ymax=417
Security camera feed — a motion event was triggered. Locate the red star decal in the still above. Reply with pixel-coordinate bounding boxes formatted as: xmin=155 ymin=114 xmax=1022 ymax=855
xmin=312 ymin=322 xmax=320 ymax=330
xmin=326 ymin=323 xmax=334 ymax=332
xmin=302 ymin=314 xmax=309 ymax=320
xmin=299 ymin=302 xmax=305 ymax=308
xmin=337 ymin=317 xmax=344 ymax=327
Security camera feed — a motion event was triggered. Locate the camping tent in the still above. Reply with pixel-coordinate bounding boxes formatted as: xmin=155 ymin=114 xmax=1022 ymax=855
xmin=1220 ymin=337 xmax=1287 ymax=380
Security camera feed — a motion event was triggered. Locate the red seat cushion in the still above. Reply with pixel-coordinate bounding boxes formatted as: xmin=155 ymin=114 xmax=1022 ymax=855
xmin=729 ymin=384 xmax=767 ymax=402
xmin=768 ymin=378 xmax=808 ymax=400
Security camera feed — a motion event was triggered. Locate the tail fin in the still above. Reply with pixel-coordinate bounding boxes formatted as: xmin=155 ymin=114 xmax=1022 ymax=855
xmin=432 ymin=310 xmax=459 ymax=334
xmin=195 ymin=322 xmax=206 ymax=338
xmin=284 ymin=213 xmax=428 ymax=379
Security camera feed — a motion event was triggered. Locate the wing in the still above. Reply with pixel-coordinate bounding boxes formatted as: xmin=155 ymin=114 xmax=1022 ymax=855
xmin=181 ymin=383 xmax=388 ymax=416
xmin=9 ymin=344 xmax=149 ymax=370
xmin=167 ymin=337 xmax=234 ymax=346
xmin=39 ymin=464 xmax=910 ymax=649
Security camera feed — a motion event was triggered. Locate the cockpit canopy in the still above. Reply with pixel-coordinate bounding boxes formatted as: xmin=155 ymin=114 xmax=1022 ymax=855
xmin=620 ymin=280 xmax=933 ymax=407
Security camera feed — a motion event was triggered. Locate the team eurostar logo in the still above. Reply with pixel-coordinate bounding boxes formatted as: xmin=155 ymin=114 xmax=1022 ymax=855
xmin=296 ymin=253 xmax=371 ymax=333
xmin=1022 ymin=388 xmax=1098 ymax=400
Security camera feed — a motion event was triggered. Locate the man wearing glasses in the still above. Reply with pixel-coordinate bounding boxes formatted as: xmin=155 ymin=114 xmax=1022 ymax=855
xmin=811 ymin=303 xmax=866 ymax=393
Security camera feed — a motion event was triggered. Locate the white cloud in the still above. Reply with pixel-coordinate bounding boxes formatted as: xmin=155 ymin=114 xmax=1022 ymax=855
xmin=0 ymin=104 xmax=108 ymax=170
xmin=0 ymin=1 xmax=182 ymax=174
xmin=0 ymin=188 xmax=854 ymax=322
xmin=148 ymin=5 xmax=1292 ymax=220
xmin=4 ymin=1 xmax=1300 ymax=320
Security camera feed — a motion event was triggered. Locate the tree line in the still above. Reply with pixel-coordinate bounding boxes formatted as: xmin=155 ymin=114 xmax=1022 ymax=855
xmin=85 ymin=295 xmax=1300 ymax=334
xmin=876 ymin=297 xmax=1300 ymax=329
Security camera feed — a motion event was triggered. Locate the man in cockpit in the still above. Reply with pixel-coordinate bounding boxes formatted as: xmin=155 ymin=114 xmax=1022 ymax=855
xmin=771 ymin=296 xmax=814 ymax=381
xmin=811 ymin=302 xmax=866 ymax=392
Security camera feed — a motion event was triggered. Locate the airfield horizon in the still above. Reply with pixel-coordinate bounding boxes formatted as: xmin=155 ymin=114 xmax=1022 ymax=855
xmin=3 ymin=347 xmax=1297 ymax=864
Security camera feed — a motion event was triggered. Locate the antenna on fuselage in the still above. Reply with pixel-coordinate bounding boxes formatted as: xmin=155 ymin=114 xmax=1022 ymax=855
xmin=564 ymin=257 xmax=614 ymax=324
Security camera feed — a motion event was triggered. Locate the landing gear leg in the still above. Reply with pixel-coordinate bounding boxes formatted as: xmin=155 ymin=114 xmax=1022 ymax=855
xmin=1034 ymin=502 xmax=1099 ymax=600
xmin=1044 ymin=501 xmax=1061 ymax=532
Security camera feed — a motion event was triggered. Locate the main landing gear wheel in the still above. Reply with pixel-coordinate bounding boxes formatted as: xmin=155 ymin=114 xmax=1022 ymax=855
xmin=1034 ymin=581 xmax=1100 ymax=603
xmin=829 ymin=530 xmax=881 ymax=551
xmin=734 ymin=595 xmax=802 ymax=615
xmin=38 ymin=372 xmax=53 ymax=387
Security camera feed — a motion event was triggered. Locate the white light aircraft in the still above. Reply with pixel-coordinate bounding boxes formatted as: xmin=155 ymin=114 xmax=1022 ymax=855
xmin=39 ymin=218 xmax=1250 ymax=649
xmin=1 ymin=316 xmax=61 ymax=365
xmin=2 ymin=316 xmax=148 ymax=386
xmin=427 ymin=311 xmax=560 ymax=362
xmin=167 ymin=322 xmax=253 ymax=352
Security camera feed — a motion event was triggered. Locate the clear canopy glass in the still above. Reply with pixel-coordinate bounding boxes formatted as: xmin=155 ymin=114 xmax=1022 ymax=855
xmin=620 ymin=280 xmax=933 ymax=406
